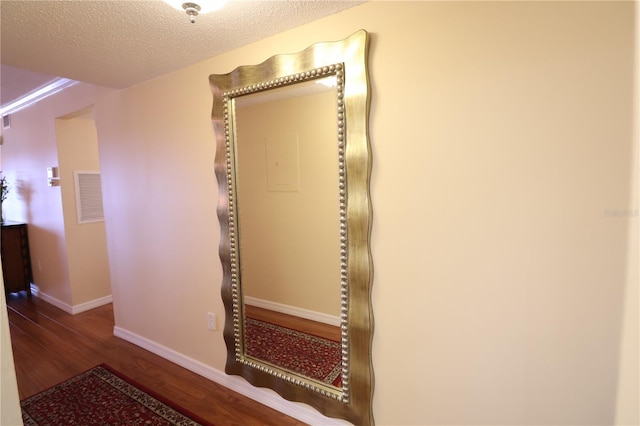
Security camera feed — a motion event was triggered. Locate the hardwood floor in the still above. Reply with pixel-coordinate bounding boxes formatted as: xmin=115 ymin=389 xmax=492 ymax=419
xmin=6 ymin=293 xmax=306 ymax=426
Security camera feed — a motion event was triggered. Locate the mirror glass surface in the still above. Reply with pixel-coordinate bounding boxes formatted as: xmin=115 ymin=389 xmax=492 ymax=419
xmin=210 ymin=30 xmax=373 ymax=425
xmin=234 ymin=78 xmax=343 ymax=388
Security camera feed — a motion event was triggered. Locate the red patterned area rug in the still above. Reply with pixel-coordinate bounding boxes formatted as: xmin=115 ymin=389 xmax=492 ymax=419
xmin=245 ymin=318 xmax=342 ymax=387
xmin=21 ymin=364 xmax=213 ymax=426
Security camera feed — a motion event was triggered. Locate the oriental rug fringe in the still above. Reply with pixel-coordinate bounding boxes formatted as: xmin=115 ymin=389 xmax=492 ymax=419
xmin=21 ymin=364 xmax=213 ymax=426
xmin=245 ymin=317 xmax=342 ymax=387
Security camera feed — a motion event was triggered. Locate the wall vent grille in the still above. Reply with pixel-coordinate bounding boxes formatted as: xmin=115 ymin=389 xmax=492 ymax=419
xmin=74 ymin=171 xmax=104 ymax=224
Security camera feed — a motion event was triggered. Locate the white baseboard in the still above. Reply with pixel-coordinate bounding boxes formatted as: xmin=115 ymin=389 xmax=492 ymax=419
xmin=71 ymin=295 xmax=113 ymax=314
xmin=244 ymin=296 xmax=341 ymax=327
xmin=113 ymin=326 xmax=350 ymax=426
xmin=30 ymin=285 xmax=112 ymax=315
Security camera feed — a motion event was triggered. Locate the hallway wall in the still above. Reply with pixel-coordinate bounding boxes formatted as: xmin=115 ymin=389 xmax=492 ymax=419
xmin=1 ymin=2 xmax=636 ymax=425
xmin=1 ymin=83 xmax=114 ymax=310
xmin=94 ymin=2 xmax=637 ymax=425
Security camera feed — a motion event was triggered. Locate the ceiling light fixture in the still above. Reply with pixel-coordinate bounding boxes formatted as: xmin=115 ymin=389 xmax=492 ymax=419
xmin=162 ymin=0 xmax=227 ymax=23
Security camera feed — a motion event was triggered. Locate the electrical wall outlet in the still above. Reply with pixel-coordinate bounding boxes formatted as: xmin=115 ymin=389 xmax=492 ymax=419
xmin=207 ymin=312 xmax=217 ymax=331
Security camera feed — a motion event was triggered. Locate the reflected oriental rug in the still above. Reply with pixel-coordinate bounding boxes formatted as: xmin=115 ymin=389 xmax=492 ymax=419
xmin=245 ymin=317 xmax=343 ymax=387
xmin=20 ymin=364 xmax=213 ymax=426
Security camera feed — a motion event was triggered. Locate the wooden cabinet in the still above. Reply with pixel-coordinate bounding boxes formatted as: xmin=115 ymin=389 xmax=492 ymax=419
xmin=1 ymin=221 xmax=33 ymax=296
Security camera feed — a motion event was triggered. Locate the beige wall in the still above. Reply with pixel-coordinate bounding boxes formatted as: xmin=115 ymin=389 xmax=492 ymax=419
xmin=237 ymin=89 xmax=341 ymax=317
xmin=1 ymin=273 xmax=22 ymax=426
xmin=0 ymin=83 xmax=113 ymax=308
xmin=94 ymin=2 xmax=637 ymax=424
xmin=616 ymin=3 xmax=640 ymax=423
xmin=1 ymin=1 xmax=636 ymax=425
xmin=56 ymin=113 xmax=112 ymax=306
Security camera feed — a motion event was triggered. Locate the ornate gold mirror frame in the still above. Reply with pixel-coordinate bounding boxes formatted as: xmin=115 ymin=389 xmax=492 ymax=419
xmin=211 ymin=30 xmax=373 ymax=425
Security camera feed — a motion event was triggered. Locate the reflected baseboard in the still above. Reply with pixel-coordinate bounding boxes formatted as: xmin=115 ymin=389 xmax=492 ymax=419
xmin=244 ymin=296 xmax=341 ymax=327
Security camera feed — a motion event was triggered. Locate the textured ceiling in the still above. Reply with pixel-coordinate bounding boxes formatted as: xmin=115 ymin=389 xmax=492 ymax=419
xmin=0 ymin=0 xmax=363 ymax=106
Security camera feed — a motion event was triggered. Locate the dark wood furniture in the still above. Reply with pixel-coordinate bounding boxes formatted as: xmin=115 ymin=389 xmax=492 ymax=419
xmin=1 ymin=221 xmax=33 ymax=296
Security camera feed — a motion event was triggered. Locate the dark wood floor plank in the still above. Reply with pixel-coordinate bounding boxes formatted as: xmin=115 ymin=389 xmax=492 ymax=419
xmin=8 ymin=322 xmax=80 ymax=397
xmin=8 ymin=304 xmax=116 ymax=377
xmin=6 ymin=293 xmax=306 ymax=426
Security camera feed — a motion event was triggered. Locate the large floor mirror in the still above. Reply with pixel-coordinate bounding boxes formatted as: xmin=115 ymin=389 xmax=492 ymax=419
xmin=211 ymin=30 xmax=373 ymax=425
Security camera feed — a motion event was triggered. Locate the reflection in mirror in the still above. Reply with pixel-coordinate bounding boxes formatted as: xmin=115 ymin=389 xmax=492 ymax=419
xmin=234 ymin=79 xmax=344 ymax=388
xmin=211 ymin=30 xmax=373 ymax=425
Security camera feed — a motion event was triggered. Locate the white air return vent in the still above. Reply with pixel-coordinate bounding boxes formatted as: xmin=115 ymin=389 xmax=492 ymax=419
xmin=74 ymin=171 xmax=104 ymax=224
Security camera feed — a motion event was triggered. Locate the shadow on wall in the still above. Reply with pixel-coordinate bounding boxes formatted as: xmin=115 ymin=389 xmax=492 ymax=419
xmin=15 ymin=177 xmax=34 ymax=224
